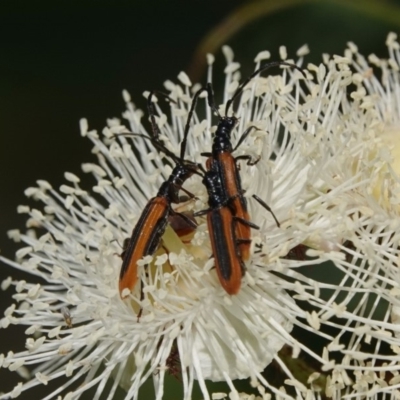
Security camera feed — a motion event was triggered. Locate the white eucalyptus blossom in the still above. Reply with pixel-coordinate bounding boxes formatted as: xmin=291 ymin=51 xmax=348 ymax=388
xmin=272 ymin=33 xmax=400 ymax=399
xmin=2 ymin=34 xmax=400 ymax=400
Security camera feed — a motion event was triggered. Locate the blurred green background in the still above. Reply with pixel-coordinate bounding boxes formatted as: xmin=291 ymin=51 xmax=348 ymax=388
xmin=1 ymin=0 xmax=400 ymax=398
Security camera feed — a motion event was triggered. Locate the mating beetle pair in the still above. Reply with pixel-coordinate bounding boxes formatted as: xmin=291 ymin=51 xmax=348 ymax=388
xmin=119 ymin=61 xmax=305 ymax=300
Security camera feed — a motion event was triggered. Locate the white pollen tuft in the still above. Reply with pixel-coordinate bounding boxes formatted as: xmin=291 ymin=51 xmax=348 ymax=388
xmin=48 ymin=326 xmax=62 ymax=338
xmin=79 ymin=118 xmax=88 ymax=136
xmin=16 ymin=247 xmax=33 ymax=259
xmin=224 ymin=62 xmax=240 ymax=74
xmin=59 ymin=343 xmax=73 ymax=355
xmin=178 ymin=71 xmax=192 ymax=86
xmin=1 ymin=277 xmax=12 ymax=291
xmin=296 ymin=44 xmax=310 ymax=57
xmin=16 ymin=205 xmax=30 ymax=214
xmin=222 ymin=45 xmax=234 ymax=63
xmin=65 ymin=360 xmax=74 ymax=376
xmin=16 ymin=365 xmax=30 ymax=380
xmin=64 ymin=172 xmax=80 ymax=183
xmin=10 ymin=382 xmax=23 ymax=397
xmin=122 ymin=89 xmax=131 ymax=103
xmin=64 ymin=195 xmax=74 ymax=209
xmin=35 ymin=372 xmax=49 ymax=385
xmin=306 ymin=311 xmax=321 ymax=331
xmin=279 ymin=46 xmax=287 ymax=60
xmin=207 ymin=53 xmax=215 ymax=65
xmin=254 ymin=51 xmax=271 ymax=63
xmin=9 ymin=359 xmax=25 ymax=371
xmin=212 ymin=393 xmax=227 ymax=399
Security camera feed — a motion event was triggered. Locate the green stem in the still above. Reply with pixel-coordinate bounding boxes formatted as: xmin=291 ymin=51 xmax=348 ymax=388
xmin=188 ymin=0 xmax=310 ymax=81
xmin=188 ymin=0 xmax=400 ymax=82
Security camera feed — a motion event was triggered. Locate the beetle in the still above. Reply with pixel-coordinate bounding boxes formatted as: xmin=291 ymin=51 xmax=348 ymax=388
xmin=203 ymin=61 xmax=305 ymax=261
xmin=119 ymin=89 xmax=204 ymax=298
xmin=196 ymin=168 xmax=257 ymax=294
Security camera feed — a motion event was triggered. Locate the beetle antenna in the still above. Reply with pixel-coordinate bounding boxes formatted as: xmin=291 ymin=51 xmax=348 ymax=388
xmin=225 ymin=61 xmax=306 ymax=116
xmin=180 ymin=86 xmax=207 ymax=160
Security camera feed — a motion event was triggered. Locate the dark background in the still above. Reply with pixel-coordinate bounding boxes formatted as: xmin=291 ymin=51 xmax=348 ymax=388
xmin=1 ymin=0 xmax=400 ymax=398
